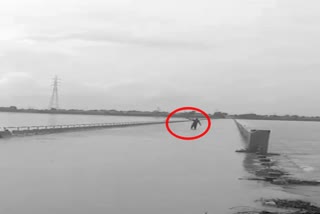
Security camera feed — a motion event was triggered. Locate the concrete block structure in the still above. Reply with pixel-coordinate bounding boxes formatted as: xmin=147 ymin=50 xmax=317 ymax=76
xmin=235 ymin=120 xmax=270 ymax=155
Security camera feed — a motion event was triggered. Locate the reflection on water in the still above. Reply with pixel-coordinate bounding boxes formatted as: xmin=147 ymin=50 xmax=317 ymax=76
xmin=242 ymin=153 xmax=263 ymax=175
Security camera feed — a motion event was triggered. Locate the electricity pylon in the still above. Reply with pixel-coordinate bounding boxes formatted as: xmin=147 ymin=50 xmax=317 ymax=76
xmin=49 ymin=76 xmax=60 ymax=110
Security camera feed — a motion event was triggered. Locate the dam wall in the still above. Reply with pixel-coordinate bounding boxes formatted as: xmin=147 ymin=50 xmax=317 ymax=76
xmin=1 ymin=120 xmax=188 ymax=138
xmin=235 ymin=120 xmax=270 ymax=155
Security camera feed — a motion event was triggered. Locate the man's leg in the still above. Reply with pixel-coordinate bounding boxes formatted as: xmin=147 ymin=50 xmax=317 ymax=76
xmin=191 ymin=123 xmax=196 ymax=129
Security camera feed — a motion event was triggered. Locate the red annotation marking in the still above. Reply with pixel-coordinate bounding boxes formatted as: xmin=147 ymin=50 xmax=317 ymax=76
xmin=165 ymin=106 xmax=211 ymax=140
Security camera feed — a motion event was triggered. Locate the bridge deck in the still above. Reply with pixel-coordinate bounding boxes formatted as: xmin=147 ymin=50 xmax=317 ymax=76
xmin=0 ymin=120 xmax=188 ymax=137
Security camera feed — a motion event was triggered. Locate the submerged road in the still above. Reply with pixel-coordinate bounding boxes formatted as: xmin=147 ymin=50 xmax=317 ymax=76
xmin=0 ymin=119 xmax=298 ymax=214
xmin=0 ymin=119 xmax=188 ymax=137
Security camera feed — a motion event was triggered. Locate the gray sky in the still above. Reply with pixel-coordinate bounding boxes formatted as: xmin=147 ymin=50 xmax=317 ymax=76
xmin=1 ymin=0 xmax=320 ymax=115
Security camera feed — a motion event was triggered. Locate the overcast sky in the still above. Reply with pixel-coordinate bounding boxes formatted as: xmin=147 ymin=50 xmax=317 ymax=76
xmin=0 ymin=0 xmax=319 ymax=115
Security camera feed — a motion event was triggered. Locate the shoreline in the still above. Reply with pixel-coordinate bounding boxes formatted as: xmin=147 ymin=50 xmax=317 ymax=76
xmin=3 ymin=108 xmax=320 ymax=122
xmin=0 ymin=109 xmax=214 ymax=119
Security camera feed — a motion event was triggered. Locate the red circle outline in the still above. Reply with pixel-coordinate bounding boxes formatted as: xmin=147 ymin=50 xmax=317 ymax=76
xmin=165 ymin=106 xmax=212 ymax=140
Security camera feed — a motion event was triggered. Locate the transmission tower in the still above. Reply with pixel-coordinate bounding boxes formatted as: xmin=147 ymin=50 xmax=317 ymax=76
xmin=49 ymin=76 xmax=60 ymax=110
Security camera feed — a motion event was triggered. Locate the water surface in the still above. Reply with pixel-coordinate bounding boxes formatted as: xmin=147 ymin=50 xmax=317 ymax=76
xmin=239 ymin=119 xmax=320 ymax=202
xmin=0 ymin=115 xmax=315 ymax=214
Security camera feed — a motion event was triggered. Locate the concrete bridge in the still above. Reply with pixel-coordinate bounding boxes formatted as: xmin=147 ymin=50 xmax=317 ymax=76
xmin=0 ymin=120 xmax=188 ymax=138
xmin=0 ymin=119 xmax=271 ymax=155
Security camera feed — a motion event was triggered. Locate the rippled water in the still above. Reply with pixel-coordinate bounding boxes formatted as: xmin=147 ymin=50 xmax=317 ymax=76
xmin=0 ymin=113 xmax=318 ymax=213
xmin=238 ymin=119 xmax=320 ymax=201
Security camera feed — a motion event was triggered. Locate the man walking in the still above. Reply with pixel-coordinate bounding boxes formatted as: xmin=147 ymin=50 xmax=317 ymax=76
xmin=190 ymin=117 xmax=201 ymax=130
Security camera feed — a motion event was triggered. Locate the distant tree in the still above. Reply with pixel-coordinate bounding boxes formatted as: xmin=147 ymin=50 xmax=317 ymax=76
xmin=212 ymin=112 xmax=228 ymax=118
xmin=9 ymin=106 xmax=17 ymax=110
